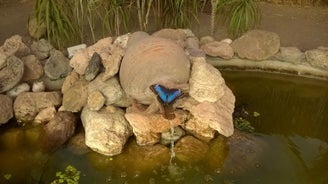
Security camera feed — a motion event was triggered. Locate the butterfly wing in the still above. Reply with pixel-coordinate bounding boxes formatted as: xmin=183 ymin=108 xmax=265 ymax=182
xmin=151 ymin=84 xmax=182 ymax=104
xmin=166 ymin=89 xmax=182 ymax=104
xmin=150 ymin=84 xmax=183 ymax=120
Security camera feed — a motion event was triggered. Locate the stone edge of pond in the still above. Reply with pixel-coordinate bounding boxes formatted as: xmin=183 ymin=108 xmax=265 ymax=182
xmin=207 ymin=57 xmax=328 ymax=81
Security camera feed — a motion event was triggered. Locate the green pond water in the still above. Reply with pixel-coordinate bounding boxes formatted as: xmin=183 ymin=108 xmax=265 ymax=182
xmin=0 ymin=71 xmax=328 ymax=184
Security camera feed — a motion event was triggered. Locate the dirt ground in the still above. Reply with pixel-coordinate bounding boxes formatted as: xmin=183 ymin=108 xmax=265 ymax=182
xmin=0 ymin=0 xmax=327 ymax=51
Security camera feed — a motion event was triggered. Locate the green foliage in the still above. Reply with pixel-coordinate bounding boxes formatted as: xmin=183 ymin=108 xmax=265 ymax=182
xmin=34 ymin=0 xmax=78 ymax=49
xmin=233 ymin=105 xmax=260 ymax=133
xmin=32 ymin=0 xmax=260 ymax=48
xmin=136 ymin=0 xmax=199 ymax=31
xmin=51 ymin=165 xmax=80 ymax=184
xmin=3 ymin=174 xmax=12 ymax=180
xmin=220 ymin=0 xmax=261 ymax=38
xmin=234 ymin=117 xmax=255 ymax=133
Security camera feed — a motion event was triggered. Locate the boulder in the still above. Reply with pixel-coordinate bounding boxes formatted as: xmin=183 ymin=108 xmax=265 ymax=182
xmin=14 ymin=91 xmax=62 ymax=122
xmin=30 ymin=39 xmax=53 ymax=60
xmin=124 ymin=110 xmax=188 ymax=146
xmin=44 ymin=50 xmax=72 ymax=80
xmin=99 ymin=45 xmax=124 ymax=81
xmin=61 ymin=70 xmax=80 ymax=93
xmin=0 ymin=56 xmax=24 ymax=93
xmin=201 ymin=41 xmax=234 ymax=59
xmin=21 ymin=54 xmax=44 ymax=81
xmin=33 ymin=106 xmax=57 ymax=124
xmin=88 ymin=74 xmax=125 ymax=106
xmin=81 ymin=106 xmax=132 ymax=156
xmin=87 ymin=90 xmax=106 ymax=111
xmin=69 ymin=48 xmax=90 ymax=75
xmin=152 ymin=28 xmax=187 ymax=43
xmin=183 ymin=85 xmax=235 ymax=137
xmin=232 ymin=30 xmax=280 ymax=60
xmin=0 ymin=94 xmax=13 ymax=125
xmin=275 ymin=47 xmax=305 ymax=64
xmin=32 ymin=81 xmax=46 ymax=92
xmin=0 ymin=35 xmax=30 ymax=57
xmin=6 ymin=83 xmax=30 ymax=98
xmin=119 ymin=35 xmax=190 ymax=105
xmin=305 ymin=47 xmax=328 ymax=69
xmin=85 ymin=52 xmax=101 ymax=81
xmin=62 ymin=80 xmax=88 ymax=112
xmin=189 ymin=58 xmax=225 ymax=103
xmin=42 ymin=111 xmax=76 ymax=151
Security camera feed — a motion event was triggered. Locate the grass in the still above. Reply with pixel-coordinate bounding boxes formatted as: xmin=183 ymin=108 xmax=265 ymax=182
xmin=32 ymin=0 xmax=261 ymax=48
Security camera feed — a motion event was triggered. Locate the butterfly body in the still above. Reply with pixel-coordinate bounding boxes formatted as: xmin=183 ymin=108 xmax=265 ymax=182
xmin=150 ymin=84 xmax=183 ymax=119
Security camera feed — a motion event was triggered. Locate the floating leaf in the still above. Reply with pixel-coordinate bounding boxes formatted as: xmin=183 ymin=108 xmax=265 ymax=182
xmin=253 ymin=111 xmax=260 ymax=117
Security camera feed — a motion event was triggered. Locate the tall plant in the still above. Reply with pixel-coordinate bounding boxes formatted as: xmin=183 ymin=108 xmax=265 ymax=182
xmin=221 ymin=0 xmax=261 ymax=38
xmin=209 ymin=0 xmax=261 ymax=38
xmin=34 ymin=0 xmax=78 ymax=49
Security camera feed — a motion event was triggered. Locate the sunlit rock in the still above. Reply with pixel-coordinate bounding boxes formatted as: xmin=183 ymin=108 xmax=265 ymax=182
xmin=87 ymin=90 xmax=106 ymax=111
xmin=113 ymin=33 xmax=130 ymax=49
xmin=14 ymin=91 xmax=62 ymax=122
xmin=0 ymin=56 xmax=24 ymax=93
xmin=183 ymin=85 xmax=235 ymax=137
xmin=125 ymin=110 xmax=188 ymax=146
xmin=305 ymin=46 xmax=328 ymax=69
xmin=232 ymin=29 xmax=280 ymax=60
xmin=189 ymin=58 xmax=225 ymax=103
xmin=0 ymin=94 xmax=13 ymax=125
xmin=62 ymin=80 xmax=88 ymax=112
xmin=6 ymin=83 xmax=30 ymax=98
xmin=99 ymin=44 xmax=124 ymax=81
xmin=32 ymin=81 xmax=46 ymax=92
xmin=201 ymin=41 xmax=234 ymax=59
xmin=81 ymin=106 xmax=132 ymax=156
xmin=184 ymin=117 xmax=216 ymax=142
xmin=69 ymin=48 xmax=90 ymax=75
xmin=21 ymin=54 xmax=44 ymax=81
xmin=42 ymin=111 xmax=77 ymax=151
xmin=33 ymin=106 xmax=56 ymax=124
xmin=174 ymin=135 xmax=209 ymax=163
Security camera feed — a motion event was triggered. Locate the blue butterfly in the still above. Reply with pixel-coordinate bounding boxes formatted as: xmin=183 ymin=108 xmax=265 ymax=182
xmin=150 ymin=84 xmax=183 ymax=119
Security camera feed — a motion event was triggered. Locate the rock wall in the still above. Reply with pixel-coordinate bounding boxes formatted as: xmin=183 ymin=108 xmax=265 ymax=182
xmin=1 ymin=28 xmax=327 ymax=156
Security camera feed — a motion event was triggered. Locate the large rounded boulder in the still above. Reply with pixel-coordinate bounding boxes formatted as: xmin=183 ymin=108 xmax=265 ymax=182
xmin=119 ymin=33 xmax=190 ymax=104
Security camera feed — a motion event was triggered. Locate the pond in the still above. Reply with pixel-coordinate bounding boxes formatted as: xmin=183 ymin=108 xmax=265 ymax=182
xmin=0 ymin=71 xmax=327 ymax=184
